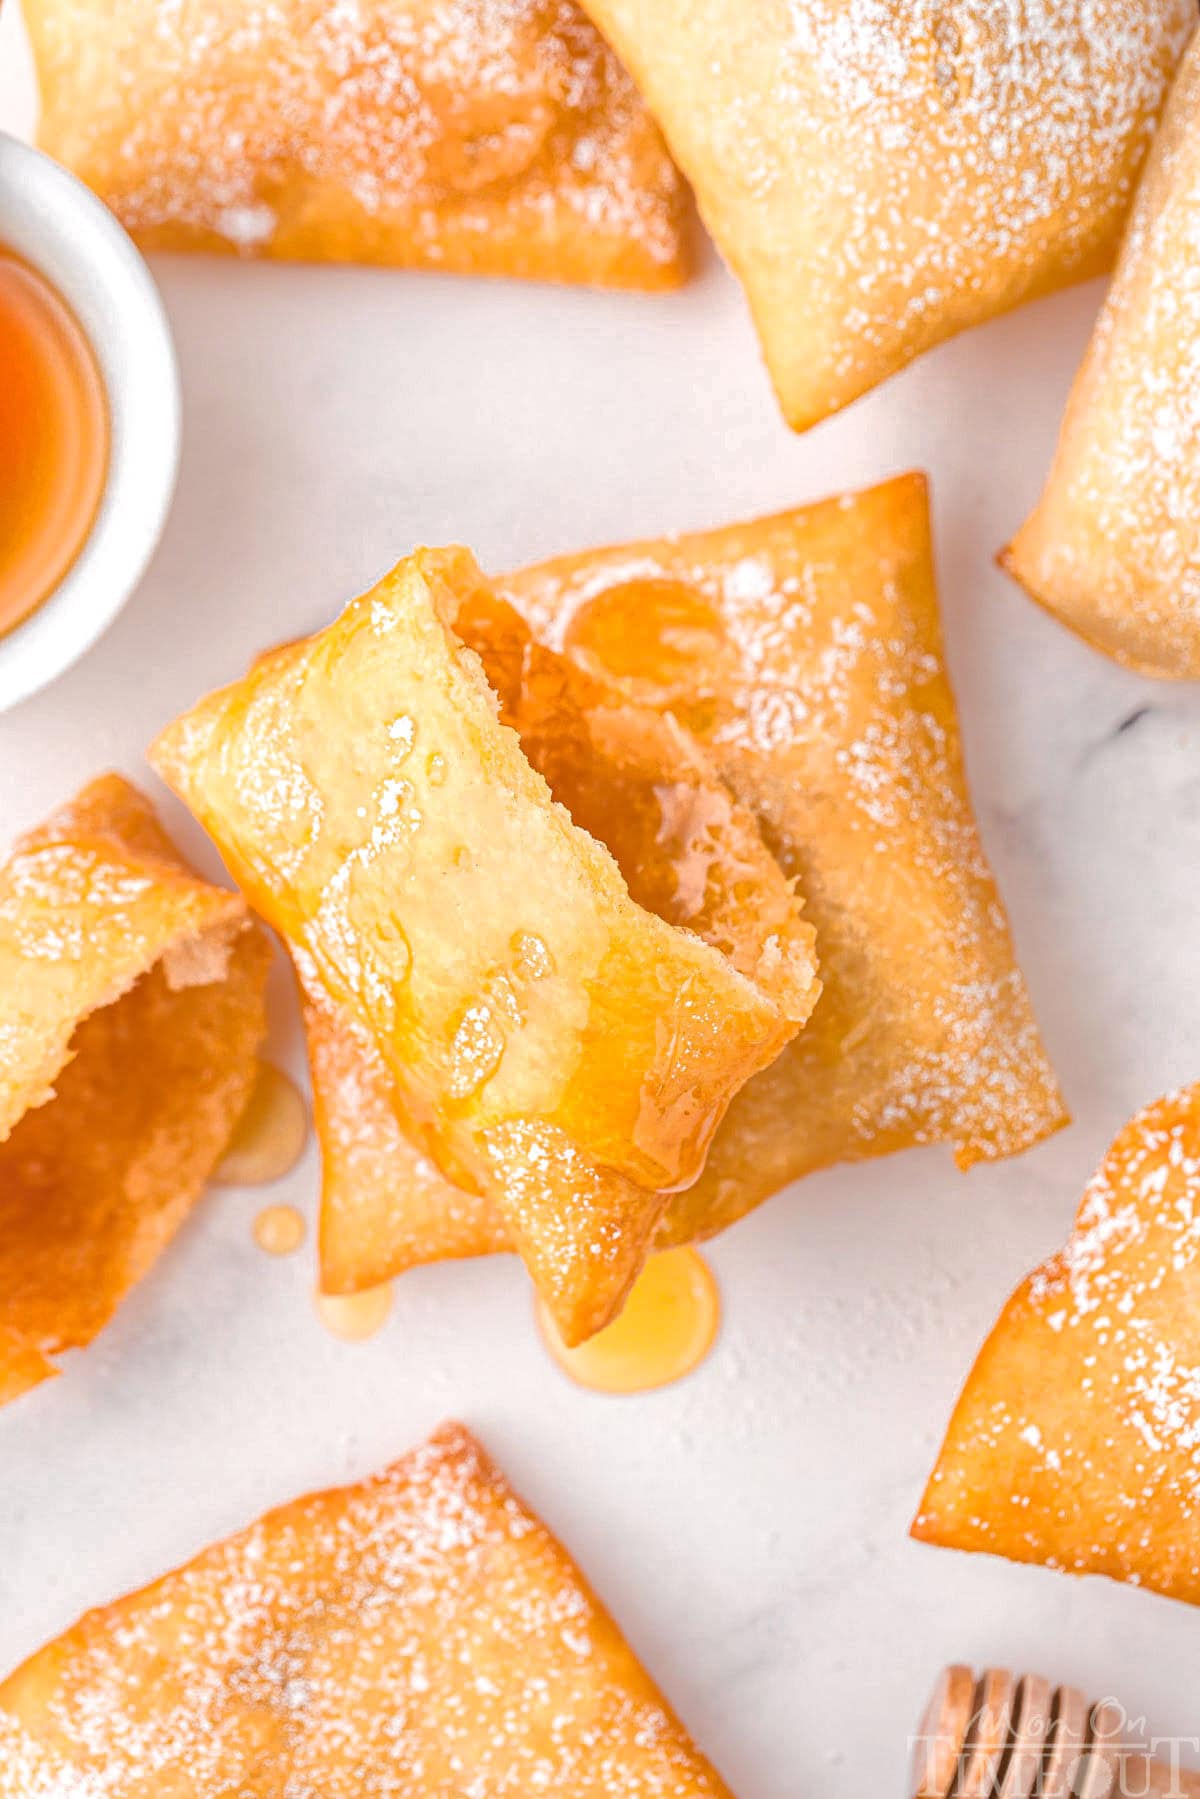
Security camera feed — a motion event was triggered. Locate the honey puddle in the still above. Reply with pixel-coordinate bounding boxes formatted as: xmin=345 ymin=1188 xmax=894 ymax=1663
xmin=214 ymin=1062 xmax=308 ymax=1187
xmin=538 ymin=1246 xmax=720 ymax=1394
xmin=253 ymin=1204 xmax=305 ymax=1256
xmin=315 ymin=1282 xmax=394 ymax=1342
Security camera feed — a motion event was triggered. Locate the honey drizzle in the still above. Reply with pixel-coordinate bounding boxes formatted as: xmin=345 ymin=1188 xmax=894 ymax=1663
xmin=537 ymin=1247 xmax=720 ymax=1394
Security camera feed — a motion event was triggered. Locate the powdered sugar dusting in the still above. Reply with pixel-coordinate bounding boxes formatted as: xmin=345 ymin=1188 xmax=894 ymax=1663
xmin=0 ymin=1425 xmax=732 ymax=1796
xmin=502 ymin=478 xmax=1066 ymax=1247
xmin=1007 ymin=27 xmax=1200 ymax=676
xmin=589 ymin=0 xmax=1193 ymax=421
xmin=917 ymin=1084 xmax=1200 ymax=1603
xmin=30 ymin=0 xmax=686 ymax=284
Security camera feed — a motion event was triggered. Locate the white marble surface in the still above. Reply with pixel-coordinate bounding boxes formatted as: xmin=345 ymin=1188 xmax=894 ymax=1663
xmin=3 ymin=10 xmax=1200 ymax=1793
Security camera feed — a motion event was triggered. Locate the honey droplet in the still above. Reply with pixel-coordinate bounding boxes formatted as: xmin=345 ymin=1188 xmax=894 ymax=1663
xmin=315 ymin=1281 xmax=394 ymax=1342
xmin=564 ymin=579 xmax=729 ymax=704
xmin=253 ymin=1203 xmax=306 ymax=1256
xmin=426 ymin=751 xmax=447 ymax=786
xmin=214 ymin=1063 xmax=309 ymax=1187
xmin=537 ymin=1247 xmax=720 ymax=1395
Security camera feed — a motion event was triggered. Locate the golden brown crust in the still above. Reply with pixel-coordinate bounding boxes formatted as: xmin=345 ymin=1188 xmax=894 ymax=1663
xmin=578 ymin=0 xmax=1193 ymax=426
xmin=0 ymin=1423 xmax=736 ymax=1796
xmin=0 ymin=775 xmax=270 ymax=1404
xmin=914 ymin=1084 xmax=1200 ymax=1608
xmin=152 ymin=550 xmax=800 ymax=1342
xmin=1004 ymin=29 xmax=1200 ymax=679
xmin=27 ymin=0 xmax=690 ymax=289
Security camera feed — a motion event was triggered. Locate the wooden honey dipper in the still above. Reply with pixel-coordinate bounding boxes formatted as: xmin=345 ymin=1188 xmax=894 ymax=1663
xmin=911 ymin=1666 xmax=1200 ymax=1799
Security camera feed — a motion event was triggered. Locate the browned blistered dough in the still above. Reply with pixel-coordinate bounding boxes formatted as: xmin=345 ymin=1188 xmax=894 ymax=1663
xmin=151 ymin=549 xmax=807 ymax=1343
xmin=0 ymin=775 xmax=269 ymax=1406
xmin=308 ymin=580 xmax=818 ymax=1302
xmin=24 ymin=0 xmax=689 ymax=289
xmin=503 ymin=473 xmax=1068 ymax=1244
xmin=0 ymin=1423 xmax=736 ymax=1797
xmin=1004 ymin=30 xmax=1200 ymax=678
xmin=914 ymin=1083 xmax=1200 ymax=1609
xmin=576 ymin=0 xmax=1194 ymax=426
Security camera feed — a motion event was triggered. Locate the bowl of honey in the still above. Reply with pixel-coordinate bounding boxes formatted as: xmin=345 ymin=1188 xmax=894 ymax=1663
xmin=0 ymin=132 xmax=180 ymax=711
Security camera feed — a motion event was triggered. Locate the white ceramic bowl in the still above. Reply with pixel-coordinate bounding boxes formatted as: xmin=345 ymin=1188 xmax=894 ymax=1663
xmin=0 ymin=133 xmax=180 ymax=712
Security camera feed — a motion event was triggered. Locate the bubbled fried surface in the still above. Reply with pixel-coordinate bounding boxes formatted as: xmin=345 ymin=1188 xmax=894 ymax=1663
xmin=26 ymin=0 xmax=690 ymax=289
xmin=914 ymin=1083 xmax=1200 ymax=1608
xmin=152 ymin=550 xmax=793 ymax=1344
xmin=0 ymin=775 xmax=269 ymax=1405
xmin=0 ymin=1424 xmax=736 ymax=1797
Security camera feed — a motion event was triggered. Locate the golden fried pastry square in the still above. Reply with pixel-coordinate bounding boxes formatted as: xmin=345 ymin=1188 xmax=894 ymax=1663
xmin=152 ymin=549 xmax=804 ymax=1342
xmin=577 ymin=0 xmax=1194 ymax=427
xmin=24 ymin=0 xmax=689 ymax=289
xmin=502 ymin=473 xmax=1068 ymax=1246
xmin=309 ymin=581 xmax=818 ymax=1304
xmin=914 ymin=1083 xmax=1200 ymax=1609
xmin=0 ymin=775 xmax=269 ymax=1406
xmin=1004 ymin=30 xmax=1200 ymax=678
xmin=0 ymin=1423 xmax=736 ymax=1796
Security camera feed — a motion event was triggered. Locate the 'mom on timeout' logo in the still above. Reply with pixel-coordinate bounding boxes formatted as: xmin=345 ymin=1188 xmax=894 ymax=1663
xmin=908 ymin=1692 xmax=1200 ymax=1796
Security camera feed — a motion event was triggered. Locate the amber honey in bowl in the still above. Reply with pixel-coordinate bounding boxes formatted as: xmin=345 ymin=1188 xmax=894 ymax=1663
xmin=0 ymin=247 xmax=109 ymax=638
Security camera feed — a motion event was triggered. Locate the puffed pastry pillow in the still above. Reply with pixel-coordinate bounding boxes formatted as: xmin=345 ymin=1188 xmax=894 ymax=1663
xmin=914 ymin=1083 xmax=1200 ymax=1609
xmin=577 ymin=0 xmax=1195 ymax=427
xmin=504 ymin=475 xmax=1068 ymax=1247
xmin=0 ymin=1424 xmax=736 ymax=1797
xmin=152 ymin=549 xmax=811 ymax=1344
xmin=0 ymin=775 xmax=269 ymax=1408
xmin=24 ymin=0 xmax=689 ymax=289
xmin=1005 ymin=29 xmax=1200 ymax=678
